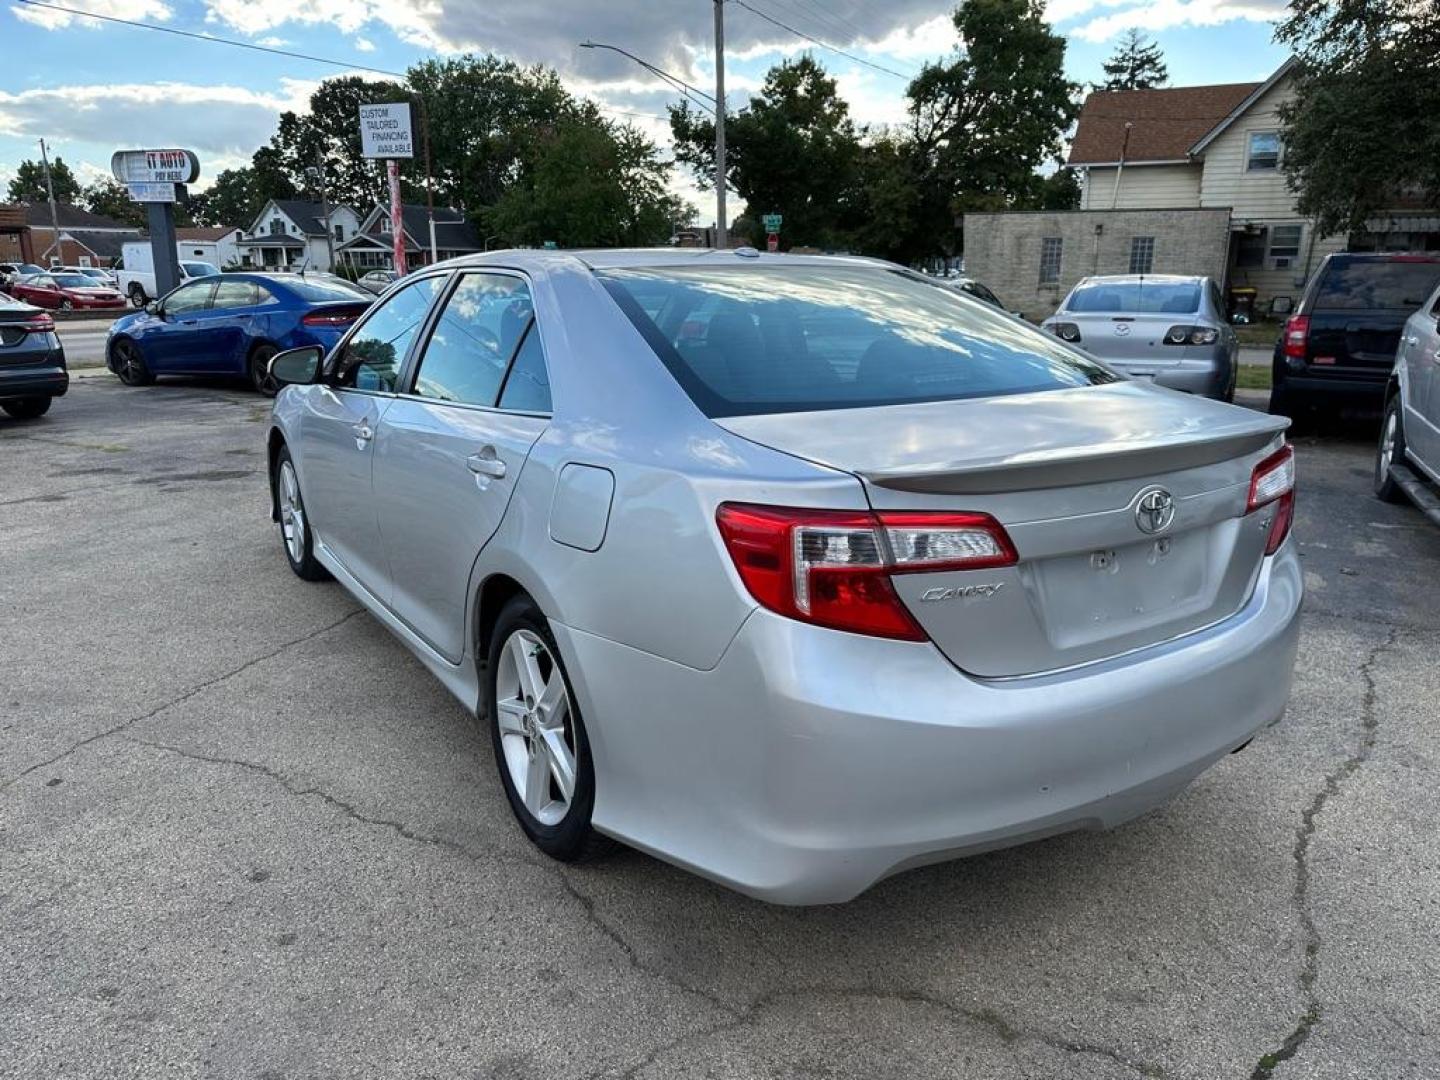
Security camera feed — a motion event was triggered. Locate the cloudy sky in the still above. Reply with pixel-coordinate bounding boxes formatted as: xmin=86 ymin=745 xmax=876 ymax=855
xmin=0 ymin=0 xmax=1290 ymax=224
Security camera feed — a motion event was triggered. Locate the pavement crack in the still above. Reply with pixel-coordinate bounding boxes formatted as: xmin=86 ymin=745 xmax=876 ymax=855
xmin=1250 ymin=625 xmax=1399 ymax=1080
xmin=119 ymin=734 xmax=531 ymax=869
xmin=0 ymin=608 xmax=365 ymax=795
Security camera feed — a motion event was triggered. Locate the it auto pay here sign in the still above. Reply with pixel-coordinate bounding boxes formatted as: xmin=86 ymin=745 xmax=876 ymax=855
xmin=359 ymin=103 xmax=415 ymax=159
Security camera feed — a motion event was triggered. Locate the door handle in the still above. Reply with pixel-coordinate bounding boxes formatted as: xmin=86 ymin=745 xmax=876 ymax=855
xmin=352 ymin=421 xmax=374 ymax=448
xmin=467 ymin=448 xmax=507 ymax=479
xmin=1406 ymin=336 xmax=1418 ymax=347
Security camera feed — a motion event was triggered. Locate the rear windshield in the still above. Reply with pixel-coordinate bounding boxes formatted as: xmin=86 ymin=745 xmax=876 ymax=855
xmin=599 ymin=265 xmax=1117 ymax=418
xmin=1066 ymin=281 xmax=1200 ymax=314
xmin=1313 ymin=259 xmax=1440 ymax=311
xmin=52 ymin=274 xmax=94 ymax=287
xmin=283 ymin=277 xmax=372 ymax=302
xmin=182 ymin=262 xmax=220 ymax=278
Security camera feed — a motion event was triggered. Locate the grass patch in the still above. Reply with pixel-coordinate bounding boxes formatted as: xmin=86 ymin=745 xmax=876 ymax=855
xmin=1236 ymin=365 xmax=1273 ymax=391
xmin=1234 ymin=321 xmax=1281 ymax=348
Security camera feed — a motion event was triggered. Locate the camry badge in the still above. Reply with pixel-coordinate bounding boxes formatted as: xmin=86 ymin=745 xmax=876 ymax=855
xmin=1134 ymin=488 xmax=1176 ymax=534
xmin=920 ymin=583 xmax=1005 ymax=602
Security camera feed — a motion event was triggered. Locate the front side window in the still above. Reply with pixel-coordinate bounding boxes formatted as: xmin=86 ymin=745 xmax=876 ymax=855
xmin=1246 ymin=131 xmax=1281 ymax=172
xmin=411 ymin=273 xmax=533 ymax=407
xmin=1039 ymin=237 xmax=1063 ymax=285
xmin=164 ymin=281 xmax=215 ymax=315
xmin=600 ymin=265 xmax=1117 ymax=419
xmin=334 ymin=275 xmax=445 ymax=391
xmin=1129 ymin=236 xmax=1155 ymax=275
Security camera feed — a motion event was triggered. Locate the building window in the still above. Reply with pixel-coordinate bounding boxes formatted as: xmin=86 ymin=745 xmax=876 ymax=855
xmin=334 ymin=224 xmax=344 ymax=241
xmin=78 ymin=255 xmax=92 ymax=267
xmin=1128 ymin=236 xmax=1155 ymax=275
xmin=381 ymin=217 xmax=391 ymax=234
xmin=1038 ymin=237 xmax=1063 ymax=285
xmin=269 ymin=219 xmax=285 ymax=236
xmin=1246 ymin=131 xmax=1281 ymax=172
xmin=1268 ymin=223 xmax=1303 ymax=268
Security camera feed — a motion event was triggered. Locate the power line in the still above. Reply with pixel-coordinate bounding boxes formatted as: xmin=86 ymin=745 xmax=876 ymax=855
xmin=729 ymin=0 xmax=912 ymax=81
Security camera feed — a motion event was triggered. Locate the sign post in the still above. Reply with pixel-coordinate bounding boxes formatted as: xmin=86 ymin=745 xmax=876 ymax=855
xmin=762 ymin=212 xmax=782 ymax=253
xmin=360 ymin=103 xmax=414 ymax=274
xmin=111 ymin=149 xmax=201 ymax=299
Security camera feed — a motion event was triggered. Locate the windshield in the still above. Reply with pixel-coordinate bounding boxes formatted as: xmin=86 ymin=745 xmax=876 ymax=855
xmin=1314 ymin=259 xmax=1440 ymax=311
xmin=599 ymin=265 xmax=1118 ymax=418
xmin=182 ymin=262 xmax=220 ymax=278
xmin=283 ymin=276 xmax=372 ymax=302
xmin=1066 ymin=280 xmax=1201 ymax=314
xmin=52 ymin=274 xmax=96 ymax=288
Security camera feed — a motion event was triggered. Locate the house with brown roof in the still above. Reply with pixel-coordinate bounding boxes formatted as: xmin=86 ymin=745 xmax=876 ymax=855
xmin=965 ymin=59 xmax=1436 ymax=319
xmin=24 ymin=203 xmax=144 ymax=268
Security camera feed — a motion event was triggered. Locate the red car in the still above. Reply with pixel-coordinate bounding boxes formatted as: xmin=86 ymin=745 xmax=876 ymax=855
xmin=10 ymin=272 xmax=126 ymax=311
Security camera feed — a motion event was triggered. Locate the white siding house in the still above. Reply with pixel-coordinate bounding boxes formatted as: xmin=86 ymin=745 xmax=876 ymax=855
xmin=236 ymin=200 xmax=361 ymax=272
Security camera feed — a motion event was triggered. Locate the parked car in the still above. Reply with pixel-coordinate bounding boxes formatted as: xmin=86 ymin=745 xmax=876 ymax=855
xmin=1042 ymin=274 xmax=1238 ymax=401
xmin=1374 ymin=275 xmax=1440 ymax=521
xmin=9 ymin=271 xmax=126 ymax=311
xmin=106 ymin=272 xmax=372 ymax=394
xmin=1271 ymin=253 xmax=1440 ymax=422
xmin=53 ymin=265 xmax=119 ymax=287
xmin=357 ymin=269 xmax=400 ymax=294
xmin=0 ymin=292 xmax=68 ymax=419
xmin=0 ymin=263 xmax=47 ymax=292
xmin=114 ymin=241 xmax=220 ymax=306
xmin=263 ymin=250 xmax=1302 ymax=904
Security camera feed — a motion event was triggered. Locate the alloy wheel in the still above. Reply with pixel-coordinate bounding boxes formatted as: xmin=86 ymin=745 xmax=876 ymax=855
xmin=1378 ymin=410 xmax=1397 ymax=479
xmin=494 ymin=629 xmax=577 ymax=827
xmin=114 ymin=341 xmax=145 ymax=385
xmin=277 ymin=460 xmax=306 ymax=565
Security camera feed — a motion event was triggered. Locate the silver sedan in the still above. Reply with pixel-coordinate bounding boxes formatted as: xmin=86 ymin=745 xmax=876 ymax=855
xmin=264 ymin=250 xmax=1301 ymax=904
xmin=1042 ymin=274 xmax=1239 ymax=400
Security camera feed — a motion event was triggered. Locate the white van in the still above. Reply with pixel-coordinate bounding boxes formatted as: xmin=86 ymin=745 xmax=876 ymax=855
xmin=114 ymin=242 xmax=219 ymax=306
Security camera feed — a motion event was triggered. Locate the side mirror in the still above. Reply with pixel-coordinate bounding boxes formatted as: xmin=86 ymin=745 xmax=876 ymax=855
xmin=270 ymin=345 xmax=324 ymax=387
xmin=144 ymin=301 xmax=161 ymax=317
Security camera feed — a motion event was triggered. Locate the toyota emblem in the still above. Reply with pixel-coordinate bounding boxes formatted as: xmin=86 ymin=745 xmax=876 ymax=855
xmin=1134 ymin=488 xmax=1175 ymax=534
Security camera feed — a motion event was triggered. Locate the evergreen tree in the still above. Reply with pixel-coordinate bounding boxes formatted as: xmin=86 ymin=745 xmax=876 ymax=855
xmin=1100 ymin=29 xmax=1169 ymax=91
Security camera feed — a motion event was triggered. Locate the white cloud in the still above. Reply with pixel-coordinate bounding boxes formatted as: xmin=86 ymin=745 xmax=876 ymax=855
xmin=1066 ymin=0 xmax=1287 ymax=42
xmin=11 ymin=0 xmax=173 ymax=29
xmin=255 ymin=34 xmax=289 ymax=46
xmin=353 ymin=35 xmax=375 ymax=52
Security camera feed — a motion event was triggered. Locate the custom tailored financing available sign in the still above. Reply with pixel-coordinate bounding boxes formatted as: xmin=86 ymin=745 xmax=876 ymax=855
xmin=359 ymin=103 xmax=415 ymax=159
xmin=110 ymin=149 xmax=201 ymax=185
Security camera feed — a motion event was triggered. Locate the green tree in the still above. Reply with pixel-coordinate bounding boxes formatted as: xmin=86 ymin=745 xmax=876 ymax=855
xmin=192 ymin=148 xmax=298 ymax=228
xmin=671 ymin=55 xmax=865 ymax=250
xmin=905 ymin=0 xmax=1080 ymax=258
xmin=1100 ymin=29 xmax=1169 ymax=91
xmin=1277 ymin=0 xmax=1439 ymax=236
xmin=491 ymin=114 xmax=687 ymax=246
xmin=7 ymin=156 xmax=82 ymax=204
xmin=79 ymin=178 xmax=148 ymax=228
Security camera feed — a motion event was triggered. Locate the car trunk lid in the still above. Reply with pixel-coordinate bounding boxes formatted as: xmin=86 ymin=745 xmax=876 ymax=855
xmin=716 ymin=383 xmax=1289 ymax=677
xmin=1070 ymin=313 xmax=1187 ymax=370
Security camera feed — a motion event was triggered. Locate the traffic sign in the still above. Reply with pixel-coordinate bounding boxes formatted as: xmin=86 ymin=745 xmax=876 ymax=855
xmin=766 ymin=234 xmax=779 ymax=252
xmin=359 ymin=103 xmax=415 ymax=159
xmin=762 ymin=213 xmax=783 ymax=233
xmin=111 ymin=149 xmax=200 ymax=185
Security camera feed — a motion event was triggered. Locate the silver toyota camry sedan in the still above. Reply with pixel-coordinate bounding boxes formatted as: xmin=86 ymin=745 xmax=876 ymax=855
xmin=264 ymin=249 xmax=1302 ymax=904
xmin=1042 ymin=274 xmax=1238 ymax=400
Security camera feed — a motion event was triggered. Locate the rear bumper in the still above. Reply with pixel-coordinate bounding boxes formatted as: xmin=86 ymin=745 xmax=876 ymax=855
xmin=555 ymin=541 xmax=1304 ymax=904
xmin=1280 ymin=370 xmax=1388 ymax=404
xmin=1104 ymin=348 xmax=1232 ymax=399
xmin=0 ymin=363 xmax=68 ymax=399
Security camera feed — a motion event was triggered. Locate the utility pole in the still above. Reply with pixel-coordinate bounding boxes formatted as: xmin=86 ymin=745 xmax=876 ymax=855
xmin=713 ymin=0 xmax=728 ymax=249
xmin=312 ymin=148 xmax=335 ymax=271
xmin=37 ymin=139 xmax=62 ymax=266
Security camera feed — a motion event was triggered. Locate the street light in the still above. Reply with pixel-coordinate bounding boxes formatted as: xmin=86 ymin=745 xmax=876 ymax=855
xmin=578 ymin=37 xmax=726 ymax=248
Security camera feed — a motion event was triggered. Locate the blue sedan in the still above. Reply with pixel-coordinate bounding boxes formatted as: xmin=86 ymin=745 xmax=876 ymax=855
xmin=106 ymin=273 xmax=373 ymax=395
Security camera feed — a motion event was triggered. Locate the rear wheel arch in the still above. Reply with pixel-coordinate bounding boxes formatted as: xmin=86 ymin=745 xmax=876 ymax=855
xmin=475 ymin=574 xmax=530 ymax=669
xmin=267 ymin=428 xmax=288 ymax=521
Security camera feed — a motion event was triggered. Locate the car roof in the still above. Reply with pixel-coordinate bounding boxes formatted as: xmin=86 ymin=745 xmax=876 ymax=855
xmin=431 ymin=247 xmax=896 ymax=275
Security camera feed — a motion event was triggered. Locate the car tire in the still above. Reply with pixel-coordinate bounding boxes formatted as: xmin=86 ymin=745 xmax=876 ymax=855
xmin=1375 ymin=393 xmax=1409 ymax=504
xmin=59 ymin=299 xmax=73 ymax=312
xmin=272 ymin=445 xmax=329 ymax=582
xmin=486 ymin=595 xmax=610 ymax=863
xmin=1 ymin=396 xmax=51 ymax=420
xmin=111 ymin=338 xmax=154 ymax=386
xmin=128 ymin=284 xmax=147 ymax=308
xmin=249 ymin=344 xmax=280 ymax=396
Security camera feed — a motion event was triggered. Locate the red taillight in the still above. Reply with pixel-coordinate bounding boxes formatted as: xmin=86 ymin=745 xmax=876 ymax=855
xmin=1282 ymin=314 xmax=1309 ymax=360
xmin=715 ymin=503 xmax=1017 ymax=640
xmin=1248 ymin=444 xmax=1296 ymax=555
xmin=302 ymin=306 xmax=365 ymax=327
xmin=17 ymin=313 xmax=55 ymax=333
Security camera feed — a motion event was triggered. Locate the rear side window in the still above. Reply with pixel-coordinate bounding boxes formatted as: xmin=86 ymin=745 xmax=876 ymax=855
xmin=1066 ymin=281 xmax=1200 ymax=314
xmin=1312 ymin=259 xmax=1440 ymax=311
xmin=286 ymin=277 xmax=372 ymax=302
xmin=599 ymin=266 xmax=1116 ymax=418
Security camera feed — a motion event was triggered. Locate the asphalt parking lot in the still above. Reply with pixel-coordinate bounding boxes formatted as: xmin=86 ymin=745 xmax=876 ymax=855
xmin=3 ymin=376 xmax=1439 ymax=1080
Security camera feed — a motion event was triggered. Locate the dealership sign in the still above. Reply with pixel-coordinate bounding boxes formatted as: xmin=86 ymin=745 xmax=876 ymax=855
xmin=359 ymin=103 xmax=414 ymax=159
xmin=110 ymin=148 xmax=201 ymax=185
xmin=126 ymin=182 xmax=177 ymax=203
